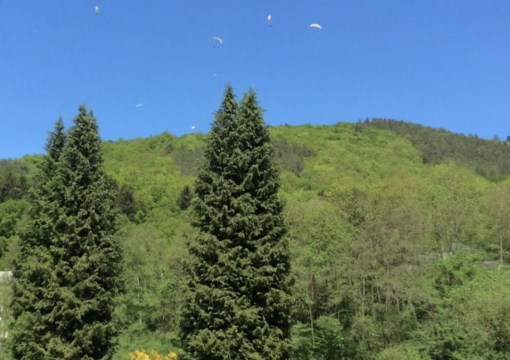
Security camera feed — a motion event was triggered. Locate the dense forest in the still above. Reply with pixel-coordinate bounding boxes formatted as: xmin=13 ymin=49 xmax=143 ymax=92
xmin=2 ymin=118 xmax=510 ymax=359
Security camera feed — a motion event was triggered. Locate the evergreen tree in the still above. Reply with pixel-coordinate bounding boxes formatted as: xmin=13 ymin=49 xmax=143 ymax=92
xmin=10 ymin=107 xmax=124 ymax=360
xmin=116 ymin=184 xmax=137 ymax=221
xmin=177 ymin=185 xmax=193 ymax=210
xmin=179 ymin=86 xmax=294 ymax=360
xmin=44 ymin=105 xmax=124 ymax=359
xmin=0 ymin=172 xmax=28 ymax=202
xmin=10 ymin=118 xmax=67 ymax=360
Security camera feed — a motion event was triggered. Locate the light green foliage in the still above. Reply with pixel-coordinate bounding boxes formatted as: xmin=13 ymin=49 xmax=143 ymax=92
xmin=0 ymin=200 xmax=26 ymax=266
xmin=483 ymin=183 xmax=510 ymax=263
xmin=0 ymin=280 xmax=12 ymax=357
xmin=425 ymin=160 xmax=490 ymax=253
xmin=415 ymin=252 xmax=510 ymax=359
xmin=291 ymin=316 xmax=345 ymax=360
xmin=116 ymin=225 xmax=188 ymax=336
xmin=450 ymin=269 xmax=510 ymax=358
xmin=269 ymin=122 xmax=423 ymax=197
xmin=286 ymin=199 xmax=352 ymax=357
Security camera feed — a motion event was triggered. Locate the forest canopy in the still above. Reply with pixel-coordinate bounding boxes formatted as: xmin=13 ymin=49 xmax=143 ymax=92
xmin=1 ymin=119 xmax=510 ymax=359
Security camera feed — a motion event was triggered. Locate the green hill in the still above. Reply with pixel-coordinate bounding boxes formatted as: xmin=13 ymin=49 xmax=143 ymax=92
xmin=1 ymin=121 xmax=510 ymax=359
xmin=362 ymin=118 xmax=510 ymax=179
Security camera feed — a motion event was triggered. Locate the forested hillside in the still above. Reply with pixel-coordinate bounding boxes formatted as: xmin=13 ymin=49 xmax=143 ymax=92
xmin=2 ymin=121 xmax=510 ymax=359
xmin=360 ymin=118 xmax=510 ymax=179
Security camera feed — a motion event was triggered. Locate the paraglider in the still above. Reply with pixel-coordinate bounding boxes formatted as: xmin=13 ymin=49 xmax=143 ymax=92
xmin=191 ymin=126 xmax=196 ymax=130
xmin=95 ymin=6 xmax=99 ymax=15
xmin=212 ymin=37 xmax=223 ymax=44
xmin=268 ymin=15 xmax=272 ymax=27
xmin=136 ymin=104 xmax=143 ymax=108
xmin=310 ymin=23 xmax=322 ymax=30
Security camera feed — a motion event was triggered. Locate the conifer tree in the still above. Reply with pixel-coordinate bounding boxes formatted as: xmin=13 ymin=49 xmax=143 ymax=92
xmin=10 ymin=118 xmax=67 ymax=360
xmin=116 ymin=184 xmax=137 ymax=221
xmin=44 ymin=105 xmax=124 ymax=359
xmin=177 ymin=185 xmax=193 ymax=210
xmin=179 ymin=86 xmax=294 ymax=360
xmin=10 ymin=107 xmax=124 ymax=360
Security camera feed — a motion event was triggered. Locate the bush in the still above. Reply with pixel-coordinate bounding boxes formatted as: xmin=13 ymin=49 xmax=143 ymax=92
xmin=127 ymin=349 xmax=178 ymax=360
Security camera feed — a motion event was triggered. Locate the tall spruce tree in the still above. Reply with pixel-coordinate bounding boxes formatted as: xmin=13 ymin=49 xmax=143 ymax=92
xmin=179 ymin=86 xmax=294 ymax=360
xmin=10 ymin=118 xmax=67 ymax=360
xmin=46 ymin=105 xmax=124 ymax=359
xmin=10 ymin=107 xmax=123 ymax=360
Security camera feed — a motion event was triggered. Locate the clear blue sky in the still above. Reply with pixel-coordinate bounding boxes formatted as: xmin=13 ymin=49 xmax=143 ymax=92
xmin=1 ymin=0 xmax=509 ymax=158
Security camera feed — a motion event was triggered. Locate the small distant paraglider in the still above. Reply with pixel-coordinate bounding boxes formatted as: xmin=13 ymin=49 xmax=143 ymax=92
xmin=191 ymin=126 xmax=196 ymax=130
xmin=212 ymin=37 xmax=223 ymax=44
xmin=95 ymin=6 xmax=99 ymax=15
xmin=268 ymin=15 xmax=272 ymax=26
xmin=136 ymin=104 xmax=143 ymax=108
xmin=310 ymin=23 xmax=322 ymax=30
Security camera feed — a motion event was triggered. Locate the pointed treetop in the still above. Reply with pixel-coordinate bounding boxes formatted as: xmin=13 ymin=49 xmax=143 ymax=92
xmin=211 ymin=84 xmax=237 ymax=132
xmin=44 ymin=117 xmax=66 ymax=162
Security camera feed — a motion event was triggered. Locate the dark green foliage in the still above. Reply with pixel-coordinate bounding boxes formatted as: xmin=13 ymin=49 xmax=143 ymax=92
xmin=115 ymin=184 xmax=137 ymax=222
xmin=162 ymin=143 xmax=175 ymax=155
xmin=0 ymin=159 xmax=30 ymax=203
xmin=9 ymin=108 xmax=124 ymax=360
xmin=172 ymin=145 xmax=204 ymax=176
xmin=0 ymin=171 xmax=29 ymax=202
xmin=9 ymin=118 xmax=67 ymax=360
xmin=365 ymin=118 xmax=510 ymax=176
xmin=45 ymin=105 xmax=124 ymax=359
xmin=179 ymin=86 xmax=294 ymax=360
xmin=271 ymin=137 xmax=316 ymax=177
xmin=177 ymin=185 xmax=193 ymax=211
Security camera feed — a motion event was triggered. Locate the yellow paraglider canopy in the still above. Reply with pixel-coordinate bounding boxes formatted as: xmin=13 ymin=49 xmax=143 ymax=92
xmin=310 ymin=23 xmax=322 ymax=30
